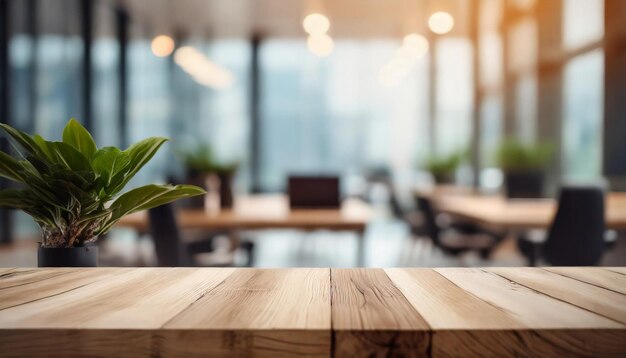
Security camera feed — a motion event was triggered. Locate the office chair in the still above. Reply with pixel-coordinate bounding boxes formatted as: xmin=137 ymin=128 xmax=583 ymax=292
xmin=518 ymin=186 xmax=606 ymax=266
xmin=148 ymin=203 xmax=189 ymax=266
xmin=148 ymin=203 xmax=255 ymax=267
xmin=415 ymin=196 xmax=502 ymax=260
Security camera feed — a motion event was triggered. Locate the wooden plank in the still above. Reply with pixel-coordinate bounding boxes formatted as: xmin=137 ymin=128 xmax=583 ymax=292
xmin=544 ymin=267 xmax=626 ymax=294
xmin=606 ymin=267 xmax=626 ymax=275
xmin=488 ymin=267 xmax=626 ymax=324
xmin=0 ymin=268 xmax=72 ymax=289
xmin=0 ymin=268 xmax=235 ymax=329
xmin=0 ymin=268 xmax=134 ymax=310
xmin=386 ymin=268 xmax=626 ymax=357
xmin=331 ymin=268 xmax=430 ymax=357
xmin=163 ymin=268 xmax=331 ymax=357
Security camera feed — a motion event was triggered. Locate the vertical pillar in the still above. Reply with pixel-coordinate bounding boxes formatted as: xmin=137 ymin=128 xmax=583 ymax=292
xmin=603 ymin=0 xmax=626 ymax=190
xmin=469 ymin=0 xmax=482 ymax=186
xmin=25 ymin=0 xmax=37 ymax=133
xmin=250 ymin=34 xmax=262 ymax=193
xmin=536 ymin=0 xmax=564 ymax=187
xmin=427 ymin=35 xmax=438 ymax=154
xmin=80 ymin=0 xmax=93 ymax=132
xmin=116 ymin=7 xmax=128 ymax=148
xmin=501 ymin=2 xmax=516 ymax=138
xmin=0 ymin=0 xmax=13 ymax=244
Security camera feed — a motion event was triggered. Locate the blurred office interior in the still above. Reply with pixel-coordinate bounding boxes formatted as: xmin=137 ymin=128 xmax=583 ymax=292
xmin=0 ymin=0 xmax=625 ymax=267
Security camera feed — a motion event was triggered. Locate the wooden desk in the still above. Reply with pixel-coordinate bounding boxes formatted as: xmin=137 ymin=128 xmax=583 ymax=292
xmin=116 ymin=194 xmax=373 ymax=266
xmin=419 ymin=189 xmax=626 ymax=231
xmin=0 ymin=267 xmax=624 ymax=357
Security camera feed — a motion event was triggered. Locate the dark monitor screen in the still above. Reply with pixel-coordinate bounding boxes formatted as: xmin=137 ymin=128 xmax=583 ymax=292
xmin=288 ymin=176 xmax=340 ymax=209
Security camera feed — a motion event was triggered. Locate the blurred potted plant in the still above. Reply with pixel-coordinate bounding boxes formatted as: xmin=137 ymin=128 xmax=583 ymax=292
xmin=496 ymin=139 xmax=554 ymax=199
xmin=181 ymin=145 xmax=238 ymax=209
xmin=181 ymin=145 xmax=213 ymax=209
xmin=424 ymin=151 xmax=464 ymax=184
xmin=0 ymin=119 xmax=205 ymax=267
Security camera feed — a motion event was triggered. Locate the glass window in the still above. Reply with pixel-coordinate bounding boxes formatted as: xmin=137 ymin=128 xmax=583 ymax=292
xmin=480 ymin=94 xmax=503 ymax=168
xmin=92 ymin=0 xmax=120 ymax=147
xmin=563 ymin=0 xmax=604 ymax=50
xmin=514 ymin=74 xmax=537 ymax=143
xmin=127 ymin=32 xmax=171 ymax=187
xmin=435 ymin=38 xmax=473 ymax=156
xmin=562 ymin=50 xmax=604 ymax=179
xmin=35 ymin=0 xmax=83 ymax=140
xmin=197 ymin=40 xmax=251 ymax=190
xmin=259 ymin=39 xmax=429 ymax=192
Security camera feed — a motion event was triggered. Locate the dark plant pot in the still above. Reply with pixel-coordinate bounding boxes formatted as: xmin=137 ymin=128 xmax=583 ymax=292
xmin=218 ymin=172 xmax=234 ymax=209
xmin=38 ymin=246 xmax=98 ymax=267
xmin=433 ymin=172 xmax=454 ymax=185
xmin=504 ymin=171 xmax=544 ymax=199
xmin=186 ymin=172 xmax=207 ymax=209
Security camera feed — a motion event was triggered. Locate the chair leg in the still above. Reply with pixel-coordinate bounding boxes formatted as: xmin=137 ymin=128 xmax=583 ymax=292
xmin=527 ymin=243 xmax=541 ymax=266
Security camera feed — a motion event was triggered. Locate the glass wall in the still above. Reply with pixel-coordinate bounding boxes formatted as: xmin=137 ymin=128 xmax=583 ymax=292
xmin=35 ymin=0 xmax=83 ymax=139
xmin=435 ymin=38 xmax=473 ymax=157
xmin=92 ymin=0 xmax=120 ymax=147
xmin=561 ymin=0 xmax=604 ymax=180
xmin=259 ymin=39 xmax=429 ymax=192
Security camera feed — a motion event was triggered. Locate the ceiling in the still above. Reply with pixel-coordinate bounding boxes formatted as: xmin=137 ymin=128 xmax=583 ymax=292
xmin=120 ymin=0 xmax=470 ymax=40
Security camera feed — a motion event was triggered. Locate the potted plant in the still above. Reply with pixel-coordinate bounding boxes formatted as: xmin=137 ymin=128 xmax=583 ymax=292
xmin=181 ymin=145 xmax=238 ymax=209
xmin=0 ymin=119 xmax=205 ymax=267
xmin=181 ymin=145 xmax=213 ymax=209
xmin=496 ymin=139 xmax=554 ymax=199
xmin=424 ymin=151 xmax=464 ymax=184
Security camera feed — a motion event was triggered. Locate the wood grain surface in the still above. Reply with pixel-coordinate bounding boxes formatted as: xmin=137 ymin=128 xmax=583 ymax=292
xmin=0 ymin=267 xmax=624 ymax=357
xmin=331 ymin=268 xmax=430 ymax=357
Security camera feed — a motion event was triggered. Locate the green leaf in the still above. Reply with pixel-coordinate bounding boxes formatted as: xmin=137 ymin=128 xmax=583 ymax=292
xmin=0 ymin=151 xmax=24 ymax=182
xmin=62 ymin=118 xmax=97 ymax=159
xmin=0 ymin=189 xmax=33 ymax=209
xmin=92 ymin=147 xmax=130 ymax=189
xmin=44 ymin=141 xmax=93 ymax=172
xmin=107 ymin=137 xmax=168 ymax=195
xmin=99 ymin=184 xmax=205 ymax=234
xmin=0 ymin=123 xmax=44 ymax=157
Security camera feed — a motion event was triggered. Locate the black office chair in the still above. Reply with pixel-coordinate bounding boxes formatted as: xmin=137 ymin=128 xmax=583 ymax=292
xmin=415 ymin=196 xmax=502 ymax=259
xmin=148 ymin=203 xmax=189 ymax=266
xmin=147 ymin=203 xmax=256 ymax=267
xmin=518 ymin=186 xmax=606 ymax=266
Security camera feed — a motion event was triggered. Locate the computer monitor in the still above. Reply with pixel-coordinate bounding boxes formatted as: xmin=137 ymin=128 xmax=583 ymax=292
xmin=288 ymin=176 xmax=340 ymax=209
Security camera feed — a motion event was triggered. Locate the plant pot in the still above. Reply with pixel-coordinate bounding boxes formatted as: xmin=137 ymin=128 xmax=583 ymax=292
xmin=217 ymin=172 xmax=234 ymax=209
xmin=432 ymin=172 xmax=454 ymax=185
xmin=504 ymin=171 xmax=544 ymax=199
xmin=186 ymin=172 xmax=208 ymax=209
xmin=38 ymin=246 xmax=98 ymax=267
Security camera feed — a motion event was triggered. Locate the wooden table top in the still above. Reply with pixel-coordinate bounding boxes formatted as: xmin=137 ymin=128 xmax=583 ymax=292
xmin=0 ymin=267 xmax=624 ymax=357
xmin=418 ymin=188 xmax=626 ymax=231
xmin=116 ymin=194 xmax=373 ymax=232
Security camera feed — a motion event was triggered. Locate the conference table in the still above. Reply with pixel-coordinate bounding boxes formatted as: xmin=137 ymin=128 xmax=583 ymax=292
xmin=416 ymin=186 xmax=626 ymax=232
xmin=116 ymin=194 xmax=374 ymax=266
xmin=0 ymin=267 xmax=624 ymax=357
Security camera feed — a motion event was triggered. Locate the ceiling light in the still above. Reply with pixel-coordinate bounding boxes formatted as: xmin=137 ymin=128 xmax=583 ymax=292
xmin=307 ymin=34 xmax=334 ymax=57
xmin=428 ymin=11 xmax=455 ymax=35
xmin=174 ymin=46 xmax=234 ymax=89
xmin=303 ymin=13 xmax=330 ymax=35
xmin=401 ymin=33 xmax=429 ymax=59
xmin=151 ymin=35 xmax=175 ymax=57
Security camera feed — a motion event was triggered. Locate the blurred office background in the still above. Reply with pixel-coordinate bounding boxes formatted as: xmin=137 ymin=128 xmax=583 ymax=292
xmin=0 ymin=0 xmax=625 ymax=267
